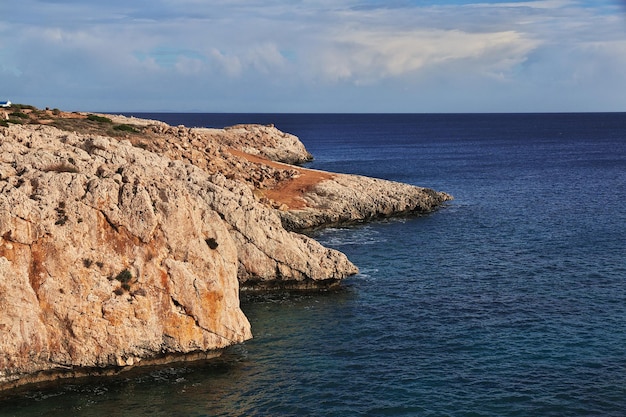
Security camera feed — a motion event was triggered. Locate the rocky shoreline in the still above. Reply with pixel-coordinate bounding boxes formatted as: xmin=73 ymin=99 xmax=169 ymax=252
xmin=0 ymin=107 xmax=451 ymax=391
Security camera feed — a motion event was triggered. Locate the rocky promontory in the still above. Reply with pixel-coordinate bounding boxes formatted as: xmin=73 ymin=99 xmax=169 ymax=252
xmin=0 ymin=106 xmax=451 ymax=391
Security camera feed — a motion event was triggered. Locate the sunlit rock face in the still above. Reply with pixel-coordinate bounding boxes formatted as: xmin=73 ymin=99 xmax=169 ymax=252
xmin=0 ymin=113 xmax=450 ymax=390
xmin=0 ymin=125 xmax=253 ymax=389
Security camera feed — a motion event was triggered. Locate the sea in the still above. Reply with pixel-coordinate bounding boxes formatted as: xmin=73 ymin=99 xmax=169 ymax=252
xmin=2 ymin=113 xmax=626 ymax=416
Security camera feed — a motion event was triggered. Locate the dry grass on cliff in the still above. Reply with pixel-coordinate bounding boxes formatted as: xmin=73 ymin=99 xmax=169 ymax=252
xmin=1 ymin=104 xmax=146 ymax=139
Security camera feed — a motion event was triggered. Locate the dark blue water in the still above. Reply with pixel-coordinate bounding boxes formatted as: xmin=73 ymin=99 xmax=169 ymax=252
xmin=3 ymin=113 xmax=626 ymax=416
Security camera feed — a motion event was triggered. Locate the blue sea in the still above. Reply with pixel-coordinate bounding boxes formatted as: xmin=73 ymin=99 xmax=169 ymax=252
xmin=2 ymin=113 xmax=626 ymax=416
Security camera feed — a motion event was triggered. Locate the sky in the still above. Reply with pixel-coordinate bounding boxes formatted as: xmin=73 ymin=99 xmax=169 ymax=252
xmin=1 ymin=0 xmax=626 ymax=113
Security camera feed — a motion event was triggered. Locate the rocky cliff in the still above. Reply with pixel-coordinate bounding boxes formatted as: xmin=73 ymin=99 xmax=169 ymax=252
xmin=0 ymin=108 xmax=451 ymax=390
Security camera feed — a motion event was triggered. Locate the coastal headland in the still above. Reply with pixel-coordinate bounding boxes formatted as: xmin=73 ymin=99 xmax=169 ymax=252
xmin=0 ymin=106 xmax=452 ymax=391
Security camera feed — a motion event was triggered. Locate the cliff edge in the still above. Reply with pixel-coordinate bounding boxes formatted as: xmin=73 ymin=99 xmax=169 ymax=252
xmin=0 ymin=107 xmax=451 ymax=390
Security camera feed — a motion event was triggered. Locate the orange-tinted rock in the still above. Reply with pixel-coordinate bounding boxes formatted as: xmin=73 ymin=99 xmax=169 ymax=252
xmin=0 ymin=125 xmax=252 ymax=389
xmin=0 ymin=112 xmax=450 ymax=390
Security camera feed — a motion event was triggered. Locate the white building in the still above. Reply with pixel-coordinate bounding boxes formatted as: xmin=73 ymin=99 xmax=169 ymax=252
xmin=0 ymin=100 xmax=11 ymax=108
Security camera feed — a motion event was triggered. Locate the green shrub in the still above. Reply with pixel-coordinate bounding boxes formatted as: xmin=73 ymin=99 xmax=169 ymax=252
xmin=113 ymin=269 xmax=134 ymax=295
xmin=115 ymin=269 xmax=132 ymax=284
xmin=113 ymin=124 xmax=138 ymax=133
xmin=10 ymin=111 xmax=29 ymax=119
xmin=87 ymin=114 xmax=113 ymax=123
xmin=13 ymin=104 xmax=37 ymax=111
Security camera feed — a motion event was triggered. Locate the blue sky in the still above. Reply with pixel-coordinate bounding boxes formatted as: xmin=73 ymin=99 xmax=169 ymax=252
xmin=1 ymin=0 xmax=625 ymax=112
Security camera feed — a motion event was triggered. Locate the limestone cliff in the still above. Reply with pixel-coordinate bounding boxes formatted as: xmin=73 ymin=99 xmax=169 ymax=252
xmin=0 ymin=122 xmax=352 ymax=389
xmin=0 ymin=125 xmax=252 ymax=389
xmin=0 ymin=108 xmax=450 ymax=390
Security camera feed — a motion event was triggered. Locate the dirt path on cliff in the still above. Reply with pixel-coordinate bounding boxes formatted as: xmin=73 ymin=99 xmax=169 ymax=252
xmin=227 ymin=148 xmax=334 ymax=209
xmin=6 ymin=107 xmax=333 ymax=211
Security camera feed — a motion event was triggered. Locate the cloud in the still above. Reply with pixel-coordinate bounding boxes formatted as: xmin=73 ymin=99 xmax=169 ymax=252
xmin=1 ymin=0 xmax=626 ymax=111
xmin=469 ymin=0 xmax=571 ymax=8
xmin=313 ymin=28 xmax=539 ymax=84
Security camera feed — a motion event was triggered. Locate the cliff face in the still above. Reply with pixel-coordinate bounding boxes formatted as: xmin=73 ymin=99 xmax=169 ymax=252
xmin=99 ymin=118 xmax=360 ymax=289
xmin=0 ymin=125 xmax=252 ymax=388
xmin=0 ymin=123 xmax=353 ymax=389
xmin=0 ymin=111 xmax=450 ymax=390
xmin=122 ymin=118 xmax=452 ymax=234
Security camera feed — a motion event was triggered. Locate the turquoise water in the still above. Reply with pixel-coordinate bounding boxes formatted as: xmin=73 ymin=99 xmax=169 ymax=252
xmin=2 ymin=113 xmax=626 ymax=416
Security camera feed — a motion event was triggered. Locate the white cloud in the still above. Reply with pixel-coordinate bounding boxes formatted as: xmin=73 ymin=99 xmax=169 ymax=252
xmin=315 ymin=28 xmax=539 ymax=83
xmin=2 ymin=0 xmax=626 ymax=111
xmin=208 ymin=49 xmax=243 ymax=77
xmin=246 ymin=43 xmax=290 ymax=74
xmin=469 ymin=0 xmax=572 ymax=8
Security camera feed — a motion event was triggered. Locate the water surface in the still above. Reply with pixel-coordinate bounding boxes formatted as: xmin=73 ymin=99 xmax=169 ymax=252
xmin=3 ymin=113 xmax=626 ymax=416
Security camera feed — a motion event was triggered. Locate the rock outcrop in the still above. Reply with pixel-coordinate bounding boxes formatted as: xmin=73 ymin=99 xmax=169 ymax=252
xmin=0 ymin=110 xmax=450 ymax=390
xmin=279 ymin=173 xmax=452 ymax=231
xmin=0 ymin=125 xmax=252 ymax=389
xmin=207 ymin=124 xmax=313 ymax=165
xmin=94 ymin=113 xmax=451 ymax=234
xmin=0 ymin=123 xmax=352 ymax=389
xmin=92 ymin=117 xmax=360 ymax=288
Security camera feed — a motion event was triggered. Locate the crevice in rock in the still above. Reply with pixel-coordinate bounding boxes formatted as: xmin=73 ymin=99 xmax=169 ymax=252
xmin=169 ymin=294 xmax=186 ymax=315
xmin=169 ymin=295 xmax=234 ymax=344
xmin=99 ymin=210 xmax=119 ymax=233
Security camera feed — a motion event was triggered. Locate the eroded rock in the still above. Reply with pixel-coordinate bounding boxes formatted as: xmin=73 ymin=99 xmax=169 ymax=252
xmin=0 ymin=123 xmax=350 ymax=389
xmin=279 ymin=173 xmax=453 ymax=231
xmin=0 ymin=113 xmax=450 ymax=390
